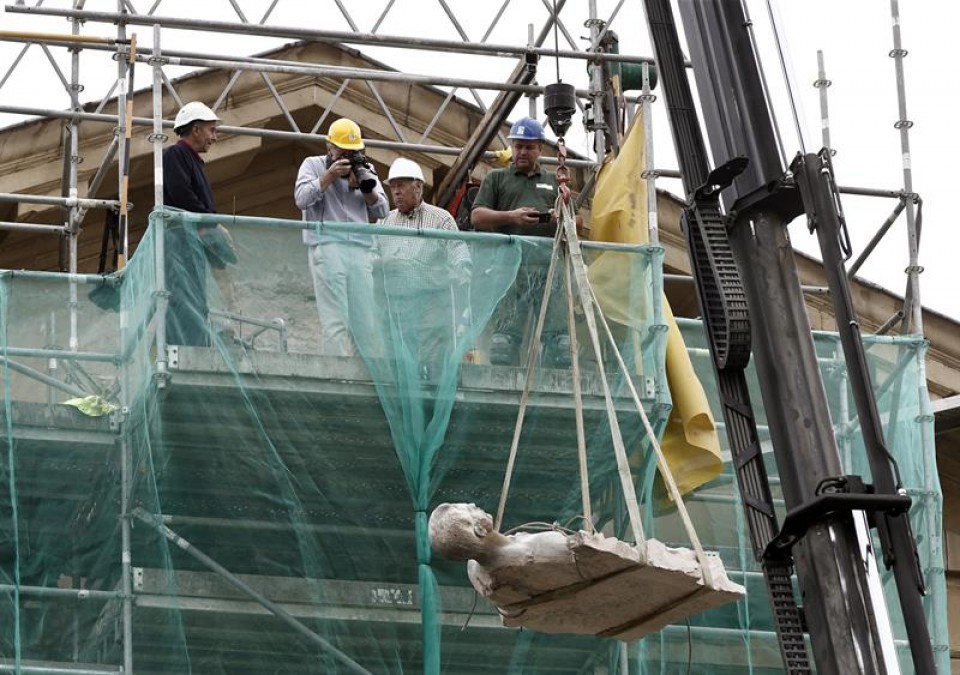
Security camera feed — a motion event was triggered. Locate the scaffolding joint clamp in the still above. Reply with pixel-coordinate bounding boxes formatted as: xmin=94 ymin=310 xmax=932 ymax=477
xmin=154 ymin=366 xmax=171 ymax=390
xmin=108 ymin=406 xmax=129 ymax=430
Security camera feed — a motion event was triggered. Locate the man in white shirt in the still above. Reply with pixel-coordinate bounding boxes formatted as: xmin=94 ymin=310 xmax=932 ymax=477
xmin=294 ymin=118 xmax=388 ymax=356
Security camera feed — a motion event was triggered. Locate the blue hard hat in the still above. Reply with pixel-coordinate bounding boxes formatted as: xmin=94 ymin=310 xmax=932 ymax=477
xmin=508 ymin=117 xmax=545 ymax=141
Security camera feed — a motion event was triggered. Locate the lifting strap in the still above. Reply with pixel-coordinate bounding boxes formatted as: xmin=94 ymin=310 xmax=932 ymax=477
xmin=494 ymin=197 xmax=716 ymax=586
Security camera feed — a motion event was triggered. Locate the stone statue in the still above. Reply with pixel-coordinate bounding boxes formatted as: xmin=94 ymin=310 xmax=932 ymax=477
xmin=429 ymin=502 xmax=574 ymax=568
xmin=428 ymin=502 xmax=745 ymax=639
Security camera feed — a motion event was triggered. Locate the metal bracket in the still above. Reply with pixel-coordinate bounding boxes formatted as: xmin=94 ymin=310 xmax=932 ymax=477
xmin=764 ymin=475 xmax=911 ymax=560
xmin=643 ymin=375 xmax=656 ymax=400
xmin=166 ymin=345 xmax=179 ymax=370
xmin=108 ymin=405 xmax=129 ymax=431
xmin=693 ymin=156 xmax=749 ymax=201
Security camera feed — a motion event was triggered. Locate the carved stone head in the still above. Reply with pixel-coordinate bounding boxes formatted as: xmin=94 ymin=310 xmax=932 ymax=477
xmin=428 ymin=502 xmax=498 ymax=561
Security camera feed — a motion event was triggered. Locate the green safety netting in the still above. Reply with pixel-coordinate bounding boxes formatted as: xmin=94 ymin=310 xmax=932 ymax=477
xmin=649 ymin=319 xmax=949 ymax=675
xmin=0 ymin=207 xmax=947 ymax=674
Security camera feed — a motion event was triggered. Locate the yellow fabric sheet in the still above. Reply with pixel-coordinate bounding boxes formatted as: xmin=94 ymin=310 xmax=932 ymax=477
xmin=589 ymin=116 xmax=722 ymax=495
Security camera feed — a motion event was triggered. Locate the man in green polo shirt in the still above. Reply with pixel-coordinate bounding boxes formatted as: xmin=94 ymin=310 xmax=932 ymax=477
xmin=471 ymin=117 xmax=570 ymax=367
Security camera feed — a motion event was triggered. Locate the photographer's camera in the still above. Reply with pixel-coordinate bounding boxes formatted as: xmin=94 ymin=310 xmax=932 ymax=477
xmin=344 ymin=151 xmax=378 ymax=194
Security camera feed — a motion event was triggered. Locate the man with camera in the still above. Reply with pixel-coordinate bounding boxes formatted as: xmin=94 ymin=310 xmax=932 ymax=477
xmin=470 ymin=117 xmax=569 ymax=368
xmin=295 ymin=117 xmax=389 ymax=357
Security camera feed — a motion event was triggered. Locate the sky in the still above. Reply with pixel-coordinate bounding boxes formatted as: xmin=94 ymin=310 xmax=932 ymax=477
xmin=0 ymin=0 xmax=956 ymax=320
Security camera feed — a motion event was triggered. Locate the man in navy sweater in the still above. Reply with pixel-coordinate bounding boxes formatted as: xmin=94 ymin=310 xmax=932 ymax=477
xmin=163 ymin=101 xmax=222 ymax=347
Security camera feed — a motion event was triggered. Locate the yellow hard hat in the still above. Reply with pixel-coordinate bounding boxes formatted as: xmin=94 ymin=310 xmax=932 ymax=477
xmin=327 ymin=118 xmax=364 ymax=150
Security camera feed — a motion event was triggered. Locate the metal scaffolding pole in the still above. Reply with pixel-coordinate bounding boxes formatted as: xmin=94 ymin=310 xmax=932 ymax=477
xmin=2 ymin=30 xmax=652 ymax=104
xmin=147 ymin=49 xmax=577 ymax=97
xmin=641 ymin=63 xmax=658 ymax=244
xmin=0 ymin=356 xmax=89 ymax=398
xmin=913 ymin=338 xmax=947 ymax=662
xmin=150 ymin=24 xmax=164 ymax=212
xmin=151 ymin=25 xmax=170 ymax=388
xmin=0 ymin=665 xmax=121 ymax=675
xmin=114 ymin=9 xmax=133 ymax=675
xmin=875 ymin=309 xmax=905 ymax=336
xmin=0 ymin=220 xmax=66 ymax=233
xmin=665 ymin=272 xmax=850 ymax=298
xmin=118 ymin=417 xmax=134 ymax=675
xmin=65 ymin=7 xmax=84 ymax=354
xmin=38 ymin=34 xmax=648 ymax=104
xmin=586 ymin=0 xmax=608 ymax=161
xmin=847 ymin=198 xmax=907 ymax=280
xmin=0 ymin=193 xmax=121 ymax=210
xmin=114 ymin=20 xmax=128 ymax=264
xmin=158 ymin=53 xmax=560 ymax=96
xmin=80 ymin=135 xmax=120 ymax=210
xmin=837 ymin=185 xmax=908 ymax=199
xmin=0 ymin=584 xmax=120 ymax=601
xmin=131 ymin=509 xmax=372 ymax=675
xmin=888 ymin=0 xmax=921 ymax=334
xmin=814 ymin=50 xmax=832 ymax=152
xmin=65 ymin=16 xmax=82 ymax=242
xmin=0 ymin=104 xmax=599 ymax=169
xmin=0 ymin=269 xmax=117 ymax=284
xmin=7 ymin=4 xmax=653 ymax=66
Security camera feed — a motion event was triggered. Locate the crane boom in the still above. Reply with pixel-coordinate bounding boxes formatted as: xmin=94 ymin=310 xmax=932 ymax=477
xmin=640 ymin=0 xmax=936 ymax=672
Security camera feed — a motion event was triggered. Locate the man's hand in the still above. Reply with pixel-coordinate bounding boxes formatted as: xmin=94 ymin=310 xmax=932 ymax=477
xmin=320 ymin=158 xmax=352 ymax=190
xmin=200 ymin=224 xmax=239 ymax=269
xmin=511 ymin=206 xmax=542 ymax=227
xmin=510 ymin=207 xmax=556 ymax=228
xmin=471 ymin=205 xmax=553 ymax=232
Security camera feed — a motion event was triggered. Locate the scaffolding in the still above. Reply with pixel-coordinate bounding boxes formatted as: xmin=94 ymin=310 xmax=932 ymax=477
xmin=0 ymin=205 xmax=947 ymax=673
xmin=0 ymin=1 xmax=943 ymax=674
xmin=0 ymin=0 xmax=924 ymax=332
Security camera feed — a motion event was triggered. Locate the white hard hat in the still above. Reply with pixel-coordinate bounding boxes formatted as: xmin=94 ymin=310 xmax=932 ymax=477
xmin=385 ymin=158 xmax=425 ymax=185
xmin=174 ymin=101 xmax=220 ymax=130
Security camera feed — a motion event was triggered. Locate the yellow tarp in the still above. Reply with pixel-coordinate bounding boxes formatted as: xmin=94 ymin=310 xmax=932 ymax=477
xmin=589 ymin=115 xmax=722 ymax=495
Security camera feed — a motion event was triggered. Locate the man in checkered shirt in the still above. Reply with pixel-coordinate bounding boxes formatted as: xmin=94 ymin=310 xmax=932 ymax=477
xmin=378 ymin=159 xmax=472 ymax=370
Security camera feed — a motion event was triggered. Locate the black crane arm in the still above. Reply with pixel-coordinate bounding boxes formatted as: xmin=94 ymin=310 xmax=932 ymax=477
xmin=641 ymin=0 xmax=810 ymax=670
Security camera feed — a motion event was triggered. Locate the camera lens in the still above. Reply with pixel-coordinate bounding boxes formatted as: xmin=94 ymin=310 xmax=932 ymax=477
xmin=356 ymin=167 xmax=377 ymax=194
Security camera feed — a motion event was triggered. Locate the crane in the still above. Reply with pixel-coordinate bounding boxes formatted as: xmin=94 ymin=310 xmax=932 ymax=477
xmin=635 ymin=1 xmax=936 ymax=672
